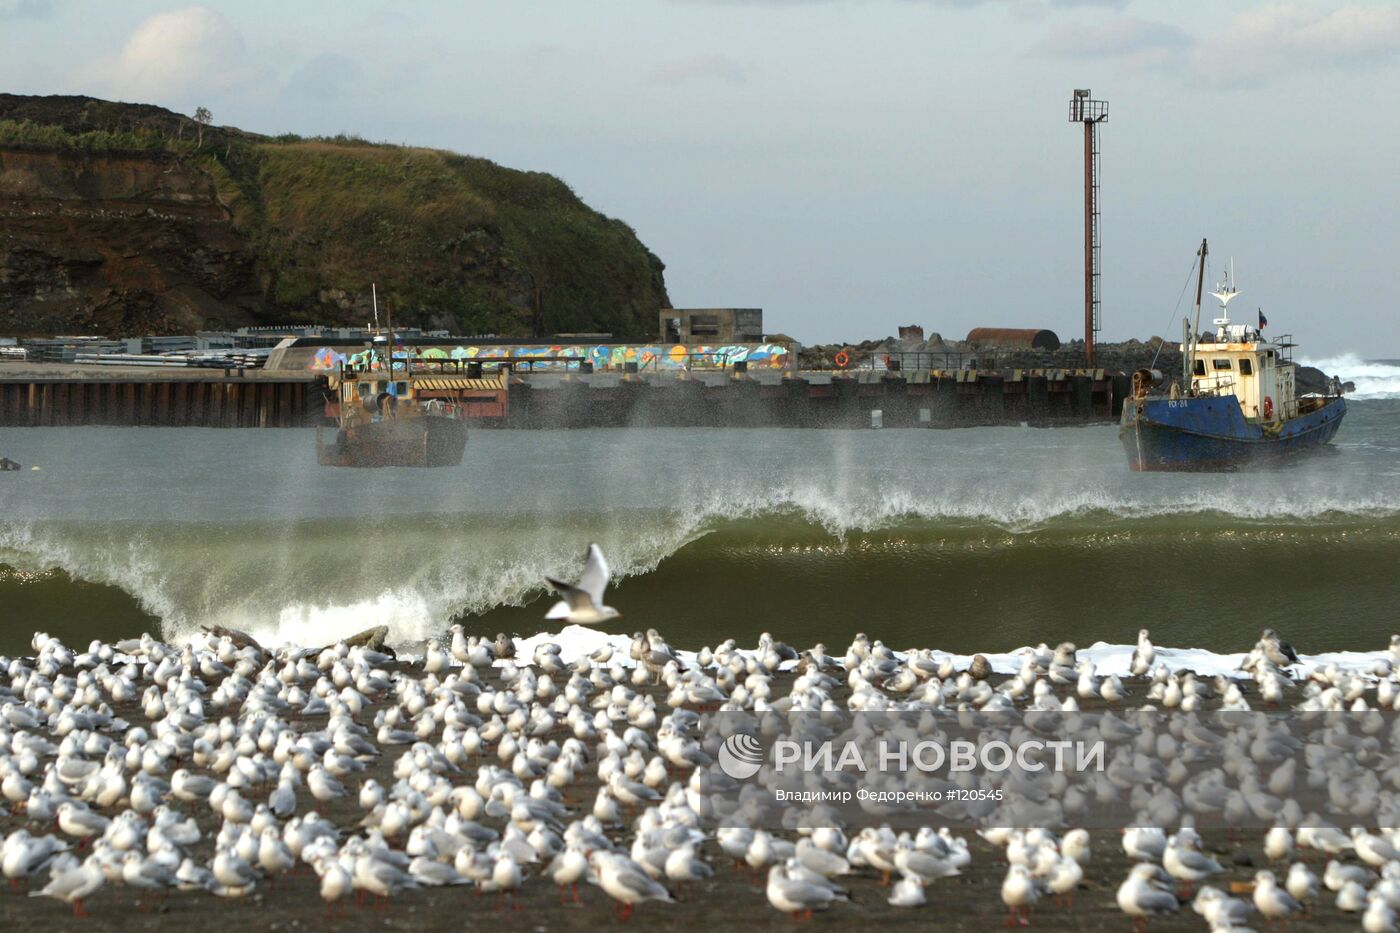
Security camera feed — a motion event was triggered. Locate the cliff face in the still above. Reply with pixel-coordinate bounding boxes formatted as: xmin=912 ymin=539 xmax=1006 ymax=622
xmin=0 ymin=147 xmax=262 ymax=335
xmin=0 ymin=95 xmax=669 ymax=338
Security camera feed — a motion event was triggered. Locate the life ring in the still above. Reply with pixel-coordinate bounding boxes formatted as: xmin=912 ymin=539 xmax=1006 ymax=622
xmin=1263 ymin=396 xmax=1274 ymax=419
xmin=834 ymin=350 xmax=850 ymax=368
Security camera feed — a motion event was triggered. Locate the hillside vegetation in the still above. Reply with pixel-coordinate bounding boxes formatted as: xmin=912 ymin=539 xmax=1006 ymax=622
xmin=0 ymin=95 xmax=669 ymax=337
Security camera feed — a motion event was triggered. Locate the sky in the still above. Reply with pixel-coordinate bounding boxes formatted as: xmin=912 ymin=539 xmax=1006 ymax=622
xmin=2 ymin=0 xmax=1397 ymax=355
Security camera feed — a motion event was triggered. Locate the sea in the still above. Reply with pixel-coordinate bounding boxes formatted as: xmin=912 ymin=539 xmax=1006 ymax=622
xmin=0 ymin=354 xmax=1396 ymax=662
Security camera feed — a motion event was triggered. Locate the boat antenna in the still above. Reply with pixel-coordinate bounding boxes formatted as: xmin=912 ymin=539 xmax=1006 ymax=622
xmin=1209 ymin=257 xmax=1241 ymax=336
xmin=372 ymin=283 xmax=380 ymax=334
xmin=1186 ymin=238 xmax=1208 ymax=393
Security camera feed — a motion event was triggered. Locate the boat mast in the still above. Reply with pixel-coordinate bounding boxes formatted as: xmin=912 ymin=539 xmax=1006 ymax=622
xmin=385 ymin=299 xmax=394 ymax=379
xmin=1186 ymin=238 xmax=1208 ymax=395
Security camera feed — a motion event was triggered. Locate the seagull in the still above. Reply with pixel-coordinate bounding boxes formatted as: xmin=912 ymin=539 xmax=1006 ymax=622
xmin=1253 ymin=869 xmax=1303 ymax=927
xmin=1284 ymin=861 xmax=1319 ymax=906
xmin=1131 ymin=629 xmax=1155 ymax=677
xmin=1122 ymin=827 xmax=1167 ymax=862
xmin=1264 ymin=827 xmax=1294 ymax=862
xmin=1163 ymin=830 xmax=1223 ymax=895
xmin=316 ymin=857 xmax=353 ymax=916
xmin=766 ymin=861 xmax=845 ymax=920
xmin=2 ymin=830 xmax=68 ymax=884
xmin=27 ymin=605 xmax=1400 ymax=928
xmin=592 ymin=851 xmax=674 ymax=920
xmin=1191 ymin=886 xmax=1254 ymax=931
xmin=888 ymin=874 xmax=926 ymax=907
xmin=28 ymin=855 xmax=103 ymax=917
xmin=545 ymin=544 xmax=621 ymax=626
xmin=1258 ymin=627 xmax=1301 ymax=667
xmin=1366 ymin=893 xmax=1400 ymax=933
xmin=57 ymin=803 xmax=110 ymax=841
xmin=1001 ymin=863 xmax=1040 ymax=926
xmin=121 ymin=851 xmax=177 ymax=905
xmin=663 ymin=845 xmax=713 ymax=895
xmin=1045 ymin=854 xmax=1083 ymax=908
xmin=1353 ymin=827 xmax=1400 ymax=868
xmin=1338 ymin=880 xmax=1369 ymax=913
xmin=1117 ymin=863 xmax=1179 ymax=932
xmin=308 ymin=766 xmax=347 ymax=805
xmin=547 ymin=844 xmax=588 ymax=904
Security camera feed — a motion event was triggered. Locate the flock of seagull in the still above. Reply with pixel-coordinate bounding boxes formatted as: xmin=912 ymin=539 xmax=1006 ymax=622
xmin=3 ymin=589 xmax=1400 ymax=929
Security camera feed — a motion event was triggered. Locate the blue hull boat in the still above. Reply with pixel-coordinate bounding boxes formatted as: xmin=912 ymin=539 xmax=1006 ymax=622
xmin=1120 ymin=238 xmax=1348 ymax=472
xmin=1120 ymin=394 xmax=1346 ymax=472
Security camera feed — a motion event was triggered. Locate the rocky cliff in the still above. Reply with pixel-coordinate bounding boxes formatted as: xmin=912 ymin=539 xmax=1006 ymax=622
xmin=0 ymin=95 xmax=669 ymax=337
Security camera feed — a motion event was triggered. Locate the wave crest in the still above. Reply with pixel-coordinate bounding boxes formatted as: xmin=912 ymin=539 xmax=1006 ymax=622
xmin=1301 ymin=353 xmax=1400 ymax=400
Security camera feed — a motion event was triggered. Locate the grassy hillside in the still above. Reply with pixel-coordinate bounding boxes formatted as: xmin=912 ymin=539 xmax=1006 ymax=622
xmin=0 ymin=95 xmax=669 ymax=337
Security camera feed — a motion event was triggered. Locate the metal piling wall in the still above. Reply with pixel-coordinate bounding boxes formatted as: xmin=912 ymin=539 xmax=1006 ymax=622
xmin=0 ymin=378 xmax=321 ymax=427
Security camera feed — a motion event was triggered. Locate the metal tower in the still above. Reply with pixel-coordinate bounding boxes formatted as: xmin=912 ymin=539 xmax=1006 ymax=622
xmin=1069 ymin=89 xmax=1108 ymax=367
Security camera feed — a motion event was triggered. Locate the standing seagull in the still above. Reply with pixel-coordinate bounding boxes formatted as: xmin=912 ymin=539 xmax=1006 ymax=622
xmin=545 ymin=544 xmax=621 ymax=626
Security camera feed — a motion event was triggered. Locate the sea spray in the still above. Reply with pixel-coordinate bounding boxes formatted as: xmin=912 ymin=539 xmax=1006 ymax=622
xmin=1300 ymin=354 xmax=1400 ymax=400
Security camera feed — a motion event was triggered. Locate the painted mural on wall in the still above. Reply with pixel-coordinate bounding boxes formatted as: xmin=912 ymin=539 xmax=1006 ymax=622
xmin=308 ymin=343 xmax=791 ymax=373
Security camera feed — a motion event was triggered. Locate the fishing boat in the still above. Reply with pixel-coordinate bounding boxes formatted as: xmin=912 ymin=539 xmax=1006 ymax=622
xmin=1120 ymin=239 xmax=1346 ymax=472
xmin=316 ymin=297 xmax=467 ymax=468
xmin=316 ymin=369 xmax=467 ymax=468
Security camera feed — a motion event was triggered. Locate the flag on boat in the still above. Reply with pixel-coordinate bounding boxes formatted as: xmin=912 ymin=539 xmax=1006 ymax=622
xmin=1258 ymin=309 xmax=1268 ymax=330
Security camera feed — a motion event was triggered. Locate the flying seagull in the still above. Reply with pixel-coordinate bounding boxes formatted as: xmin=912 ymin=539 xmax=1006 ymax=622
xmin=545 ymin=543 xmax=621 ymax=625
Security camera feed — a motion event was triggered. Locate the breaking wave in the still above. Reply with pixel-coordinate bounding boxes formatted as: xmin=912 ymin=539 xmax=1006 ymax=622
xmin=1302 ymin=354 xmax=1400 ymax=400
xmin=4 ymin=499 xmax=1398 ymax=655
xmin=1 ymin=416 xmax=1396 ymax=655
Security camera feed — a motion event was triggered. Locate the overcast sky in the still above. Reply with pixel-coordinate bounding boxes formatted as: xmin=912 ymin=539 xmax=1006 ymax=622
xmin=2 ymin=0 xmax=1397 ymax=355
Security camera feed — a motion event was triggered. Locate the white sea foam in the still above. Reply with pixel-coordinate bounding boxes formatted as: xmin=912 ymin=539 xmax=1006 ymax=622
xmin=1301 ymin=353 xmax=1400 ymax=400
xmin=508 ymin=625 xmax=1393 ymax=682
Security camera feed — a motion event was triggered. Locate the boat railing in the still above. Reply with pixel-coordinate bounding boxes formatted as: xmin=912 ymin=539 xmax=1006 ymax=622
xmin=1192 ymin=375 xmax=1236 ymax=397
xmin=1271 ymin=335 xmax=1296 ymax=364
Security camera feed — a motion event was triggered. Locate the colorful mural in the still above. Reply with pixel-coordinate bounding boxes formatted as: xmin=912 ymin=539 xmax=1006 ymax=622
xmin=309 ymin=343 xmax=792 ymax=373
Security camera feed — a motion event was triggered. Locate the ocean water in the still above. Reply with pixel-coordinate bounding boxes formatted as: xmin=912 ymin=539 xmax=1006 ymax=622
xmin=0 ymin=358 xmax=1396 ymax=660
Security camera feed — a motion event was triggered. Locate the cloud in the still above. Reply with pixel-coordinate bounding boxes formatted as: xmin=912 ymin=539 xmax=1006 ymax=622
xmin=1192 ymin=3 xmax=1400 ymax=88
xmin=645 ymin=54 xmax=747 ymax=86
xmin=1047 ymin=0 xmax=1127 ymax=8
xmin=286 ymin=52 xmax=366 ymax=100
xmin=108 ymin=6 xmax=248 ymax=98
xmin=0 ymin=0 xmax=53 ymax=19
xmin=1030 ymin=15 xmax=1191 ymax=67
xmin=672 ymin=0 xmax=1030 ymax=6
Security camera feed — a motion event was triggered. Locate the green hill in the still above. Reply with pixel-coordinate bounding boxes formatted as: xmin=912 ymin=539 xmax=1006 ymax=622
xmin=0 ymin=94 xmax=669 ymax=337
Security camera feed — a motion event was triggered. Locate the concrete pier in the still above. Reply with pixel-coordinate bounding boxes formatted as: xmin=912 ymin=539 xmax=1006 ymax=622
xmin=0 ymin=361 xmax=1122 ymax=428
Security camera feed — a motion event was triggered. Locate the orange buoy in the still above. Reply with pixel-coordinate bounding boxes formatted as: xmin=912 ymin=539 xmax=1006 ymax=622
xmin=1263 ymin=396 xmax=1274 ymax=419
xmin=834 ymin=350 xmax=850 ymax=368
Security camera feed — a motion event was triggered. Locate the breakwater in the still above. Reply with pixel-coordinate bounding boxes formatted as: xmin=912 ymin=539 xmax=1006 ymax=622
xmin=0 ymin=362 xmax=1120 ymax=428
xmin=501 ymin=368 xmax=1120 ymax=428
